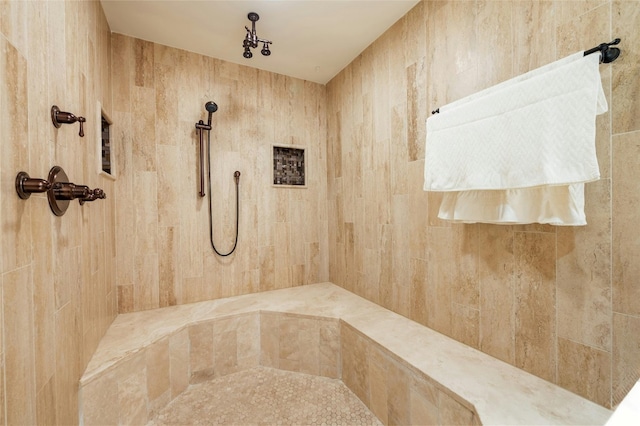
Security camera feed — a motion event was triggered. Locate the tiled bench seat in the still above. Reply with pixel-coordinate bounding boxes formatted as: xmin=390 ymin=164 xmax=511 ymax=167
xmin=79 ymin=283 xmax=612 ymax=425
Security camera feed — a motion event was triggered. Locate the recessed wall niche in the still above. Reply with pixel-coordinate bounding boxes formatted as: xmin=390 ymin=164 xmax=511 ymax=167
xmin=97 ymin=101 xmax=115 ymax=179
xmin=273 ymin=145 xmax=306 ymax=187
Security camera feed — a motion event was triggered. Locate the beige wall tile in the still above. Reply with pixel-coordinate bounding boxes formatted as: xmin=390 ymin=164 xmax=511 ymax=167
xmin=134 ymin=38 xmax=155 ymax=88
xmin=117 ymin=284 xmax=134 ymax=313
xmin=189 ymin=322 xmax=214 ymax=383
xmin=612 ymin=1 xmax=640 ymax=134
xmin=612 ymin=131 xmax=640 ymax=316
xmin=558 ymin=338 xmax=612 ymax=408
xmin=319 ymin=319 xmax=341 ymax=379
xmin=260 ymin=312 xmax=280 ymax=368
xmin=387 ymin=357 xmax=411 ymax=425
xmin=410 ymin=257 xmax=428 ymax=326
xmin=36 ymin=374 xmax=56 ymax=425
xmin=278 ymin=315 xmax=300 ymax=372
xmin=236 ymin=313 xmax=260 ymax=369
xmin=298 ymin=317 xmax=321 ymax=376
xmin=557 ymin=179 xmax=612 ymax=351
xmin=368 ymin=346 xmax=388 ymax=424
xmin=512 ymin=1 xmax=555 ymax=74
xmin=157 ymin=146 xmax=181 ymax=227
xmin=556 ymin=0 xmax=609 ymax=27
xmin=0 ymin=357 xmax=4 ymax=424
xmin=341 ymin=324 xmax=370 ymax=406
xmin=132 ymin=87 xmax=157 ymax=172
xmin=451 ymin=303 xmax=479 ymax=349
xmin=55 ymin=301 xmax=82 ymax=425
xmin=407 ymin=60 xmax=428 ymax=163
xmin=81 ymin=371 xmax=119 ymax=426
xmin=169 ymin=328 xmax=190 ymax=398
xmin=514 ymin=232 xmax=557 ymax=382
xmin=260 ymin=245 xmax=276 ymax=291
xmin=134 ymin=253 xmax=160 ymax=311
xmin=1 ymin=36 xmax=30 ymax=275
xmin=146 ymin=337 xmax=170 ymax=401
xmin=612 ymin=313 xmax=640 ymax=406
xmin=556 ymin=2 xmax=610 ymax=60
xmin=213 ymin=328 xmax=238 ymax=377
xmin=408 ymin=166 xmax=429 ymax=254
xmin=111 ymin=33 xmax=132 ymax=112
xmin=478 ymin=225 xmax=515 ymax=364
xmin=158 ymin=226 xmax=179 ymax=307
xmin=426 ymin=227 xmax=453 ymax=336
xmin=31 ymin=198 xmax=56 ymax=391
xmin=452 ymin=225 xmax=479 ymax=309
xmin=54 ymin=247 xmax=77 ymax=310
xmin=3 ymin=266 xmax=36 ymax=425
xmin=476 ymin=0 xmax=514 ymax=89
xmin=556 ymin=1 xmax=613 ymax=177
xmin=410 ymin=374 xmax=439 ymax=426
xmin=154 ymin=63 xmax=179 ymax=145
xmin=117 ymin=352 xmax=148 ymax=425
xmin=438 ymin=390 xmax=475 ymax=426
xmin=305 ymin=242 xmax=321 ymax=285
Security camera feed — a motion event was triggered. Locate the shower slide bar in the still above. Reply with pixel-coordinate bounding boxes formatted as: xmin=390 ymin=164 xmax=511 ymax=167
xmin=431 ymin=38 xmax=622 ymax=115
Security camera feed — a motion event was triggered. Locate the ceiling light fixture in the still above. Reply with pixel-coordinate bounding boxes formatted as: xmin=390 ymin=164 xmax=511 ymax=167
xmin=243 ymin=12 xmax=272 ymax=59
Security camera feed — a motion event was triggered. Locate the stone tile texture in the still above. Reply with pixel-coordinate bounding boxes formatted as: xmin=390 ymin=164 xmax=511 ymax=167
xmin=148 ymin=367 xmax=382 ymax=426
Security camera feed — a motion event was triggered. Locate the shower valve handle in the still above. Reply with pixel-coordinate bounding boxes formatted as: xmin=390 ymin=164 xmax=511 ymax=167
xmin=79 ymin=188 xmax=106 ymax=205
xmin=51 ymin=105 xmax=86 ymax=137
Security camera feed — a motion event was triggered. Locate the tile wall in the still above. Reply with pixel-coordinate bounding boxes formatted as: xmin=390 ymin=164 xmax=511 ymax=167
xmin=0 ymin=1 xmax=116 ymax=424
xmin=111 ymin=35 xmax=329 ymax=311
xmin=326 ymin=0 xmax=640 ymax=408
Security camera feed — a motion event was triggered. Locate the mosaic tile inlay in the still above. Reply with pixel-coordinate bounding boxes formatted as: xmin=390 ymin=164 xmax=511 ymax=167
xmin=148 ymin=366 xmax=382 ymax=425
xmin=273 ymin=146 xmax=305 ymax=186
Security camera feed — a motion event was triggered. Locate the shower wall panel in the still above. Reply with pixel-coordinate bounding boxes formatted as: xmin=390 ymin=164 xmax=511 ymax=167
xmin=112 ymin=35 xmax=329 ymax=311
xmin=0 ymin=1 xmax=116 ymax=423
xmin=326 ymin=0 xmax=640 ymax=410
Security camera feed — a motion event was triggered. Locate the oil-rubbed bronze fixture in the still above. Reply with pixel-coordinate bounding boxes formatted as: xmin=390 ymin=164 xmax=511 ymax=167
xmin=15 ymin=172 xmax=51 ymax=198
xmin=51 ymin=105 xmax=86 ymax=137
xmin=15 ymin=166 xmax=106 ymax=216
xmin=243 ymin=12 xmax=272 ymax=59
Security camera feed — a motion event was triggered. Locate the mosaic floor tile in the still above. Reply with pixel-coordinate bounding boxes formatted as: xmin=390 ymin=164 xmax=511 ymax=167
xmin=148 ymin=366 xmax=382 ymax=425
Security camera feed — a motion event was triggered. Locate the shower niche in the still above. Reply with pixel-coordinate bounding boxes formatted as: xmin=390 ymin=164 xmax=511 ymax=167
xmin=97 ymin=101 xmax=115 ymax=179
xmin=273 ymin=145 xmax=306 ymax=187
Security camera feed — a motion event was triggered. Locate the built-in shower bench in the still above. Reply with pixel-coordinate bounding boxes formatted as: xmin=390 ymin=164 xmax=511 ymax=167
xmin=79 ymin=282 xmax=612 ymax=425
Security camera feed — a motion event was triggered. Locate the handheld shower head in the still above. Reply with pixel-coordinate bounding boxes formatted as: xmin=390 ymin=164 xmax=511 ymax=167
xmin=205 ymin=101 xmax=218 ymax=114
xmin=205 ymin=101 xmax=218 ymax=126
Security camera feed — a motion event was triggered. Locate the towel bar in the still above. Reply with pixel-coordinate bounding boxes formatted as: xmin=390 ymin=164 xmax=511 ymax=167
xmin=431 ymin=38 xmax=621 ymax=115
xmin=583 ymin=38 xmax=621 ymax=64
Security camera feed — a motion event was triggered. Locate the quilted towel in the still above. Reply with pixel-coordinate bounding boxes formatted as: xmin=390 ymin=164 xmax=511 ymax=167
xmin=423 ymin=52 xmax=607 ymax=226
xmin=424 ymin=52 xmax=606 ymax=192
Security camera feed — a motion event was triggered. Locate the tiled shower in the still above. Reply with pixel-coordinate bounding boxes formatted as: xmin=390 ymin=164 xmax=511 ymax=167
xmin=0 ymin=0 xmax=639 ymax=424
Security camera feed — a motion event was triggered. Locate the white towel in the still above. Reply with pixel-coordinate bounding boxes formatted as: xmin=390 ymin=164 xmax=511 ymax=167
xmin=438 ymin=184 xmax=586 ymax=226
xmin=423 ymin=52 xmax=606 ymax=226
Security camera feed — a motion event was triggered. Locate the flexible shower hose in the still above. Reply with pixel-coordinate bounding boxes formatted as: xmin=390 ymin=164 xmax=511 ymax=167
xmin=206 ymin=130 xmax=239 ymax=257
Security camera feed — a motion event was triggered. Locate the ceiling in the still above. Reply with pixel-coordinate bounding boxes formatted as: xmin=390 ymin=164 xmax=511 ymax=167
xmin=100 ymin=0 xmax=420 ymax=84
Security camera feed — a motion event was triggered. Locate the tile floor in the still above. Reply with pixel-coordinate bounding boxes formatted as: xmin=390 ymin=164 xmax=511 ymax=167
xmin=148 ymin=366 xmax=382 ymax=425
